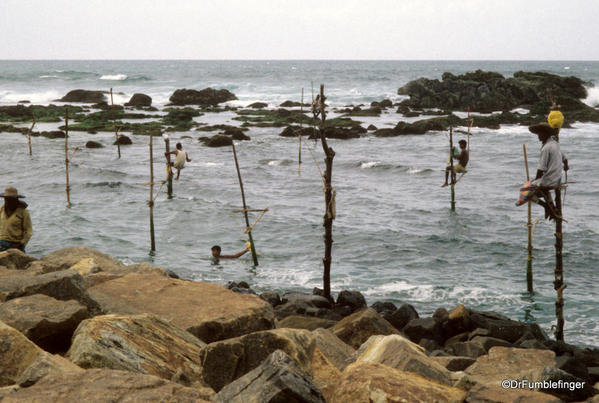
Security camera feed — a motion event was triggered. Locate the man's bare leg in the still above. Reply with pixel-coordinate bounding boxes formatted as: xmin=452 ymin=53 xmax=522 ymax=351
xmin=176 ymin=169 xmax=181 ymax=180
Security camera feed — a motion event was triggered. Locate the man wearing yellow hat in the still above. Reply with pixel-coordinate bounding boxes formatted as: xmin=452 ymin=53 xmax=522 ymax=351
xmin=0 ymin=187 xmax=33 ymax=252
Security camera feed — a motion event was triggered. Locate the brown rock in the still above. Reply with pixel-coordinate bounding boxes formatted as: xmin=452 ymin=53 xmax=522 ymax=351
xmin=466 ymin=346 xmax=556 ymax=385
xmin=16 ymin=353 xmax=82 ymax=387
xmin=0 ymin=270 xmax=101 ymax=315
xmin=356 ymin=334 xmax=453 ymax=386
xmin=466 ymin=383 xmax=563 ymax=403
xmin=329 ymin=362 xmax=466 ymax=403
xmin=0 ymin=249 xmax=36 ymax=270
xmin=312 ymin=328 xmax=355 ymax=370
xmin=0 ymin=294 xmax=89 ymax=353
xmin=213 ymin=350 xmax=325 ymax=403
xmin=67 ymin=314 xmax=206 ymax=386
xmin=200 ymin=328 xmax=315 ymax=392
xmin=88 ymin=274 xmax=274 ymax=343
xmin=0 ymin=369 xmax=212 ymax=402
xmin=312 ymin=346 xmax=341 ymax=401
xmin=332 ymin=307 xmax=399 ymax=349
xmin=41 ymin=247 xmax=124 ymax=272
xmin=277 ymin=315 xmax=336 ymax=331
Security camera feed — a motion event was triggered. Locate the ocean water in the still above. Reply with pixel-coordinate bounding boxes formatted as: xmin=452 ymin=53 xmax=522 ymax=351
xmin=1 ymin=60 xmax=598 ymax=346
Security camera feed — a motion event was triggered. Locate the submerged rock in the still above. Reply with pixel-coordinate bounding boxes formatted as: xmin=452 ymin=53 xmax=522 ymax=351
xmin=199 ymin=134 xmax=233 ymax=147
xmin=85 ymin=141 xmax=103 ymax=149
xmin=113 ymin=135 xmax=132 ymax=145
xmin=247 ymin=102 xmax=267 ymax=109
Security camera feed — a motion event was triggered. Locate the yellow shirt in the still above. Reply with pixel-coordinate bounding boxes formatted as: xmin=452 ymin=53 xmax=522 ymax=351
xmin=0 ymin=204 xmax=33 ymax=245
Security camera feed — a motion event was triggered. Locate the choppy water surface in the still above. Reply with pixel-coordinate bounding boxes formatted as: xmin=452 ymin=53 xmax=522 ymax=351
xmin=1 ymin=60 xmax=598 ymax=346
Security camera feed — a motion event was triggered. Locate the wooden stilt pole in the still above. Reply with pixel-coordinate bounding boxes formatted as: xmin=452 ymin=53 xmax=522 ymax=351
xmin=149 ymin=134 xmax=156 ymax=252
xmin=231 ymin=141 xmax=259 ymax=266
xmin=449 ymin=127 xmax=456 ymax=211
xmin=554 ymin=188 xmax=565 ymax=341
xmin=65 ymin=108 xmax=71 ymax=205
xmin=27 ymin=120 xmax=35 ymax=156
xmin=318 ymin=84 xmax=335 ymax=301
xmin=298 ymin=88 xmax=303 ymax=173
xmin=110 ymin=88 xmax=121 ymax=159
xmin=523 ymin=144 xmax=534 ymax=292
xmin=164 ymin=134 xmax=173 ymax=198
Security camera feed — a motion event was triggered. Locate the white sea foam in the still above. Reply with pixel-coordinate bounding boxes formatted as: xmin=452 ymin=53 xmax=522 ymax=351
xmin=203 ymin=162 xmax=225 ymax=167
xmin=360 ymin=161 xmax=379 ymax=169
xmin=39 ymin=75 xmax=59 ymax=79
xmin=510 ymin=108 xmax=530 ymax=114
xmin=564 ymin=66 xmax=570 ymax=70
xmin=0 ymin=90 xmax=61 ymax=104
xmin=267 ymin=160 xmax=282 ymax=166
xmin=100 ymin=74 xmax=128 ymax=81
xmin=408 ymin=167 xmax=425 ymax=174
xmin=583 ymin=86 xmax=599 ymax=107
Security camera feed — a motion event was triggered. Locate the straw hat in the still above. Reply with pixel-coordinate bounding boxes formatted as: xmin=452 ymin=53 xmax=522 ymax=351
xmin=0 ymin=187 xmax=25 ymax=198
xmin=528 ymin=122 xmax=558 ymax=137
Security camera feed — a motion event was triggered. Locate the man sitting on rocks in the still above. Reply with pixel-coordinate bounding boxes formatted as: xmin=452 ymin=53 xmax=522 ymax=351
xmin=165 ymin=142 xmax=191 ymax=180
xmin=442 ymin=139 xmax=469 ymax=187
xmin=211 ymin=243 xmax=250 ymax=262
xmin=0 ymin=187 xmax=33 ymax=252
xmin=528 ymin=122 xmax=569 ymax=220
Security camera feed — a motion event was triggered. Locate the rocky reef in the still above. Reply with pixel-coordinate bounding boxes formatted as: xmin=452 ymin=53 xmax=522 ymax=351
xmin=0 ymin=247 xmax=597 ymax=402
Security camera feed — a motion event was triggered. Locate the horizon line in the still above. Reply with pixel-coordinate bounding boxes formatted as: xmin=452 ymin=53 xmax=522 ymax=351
xmin=1 ymin=58 xmax=599 ymax=62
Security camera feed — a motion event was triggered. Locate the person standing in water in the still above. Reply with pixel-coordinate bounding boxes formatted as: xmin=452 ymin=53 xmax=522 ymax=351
xmin=165 ymin=142 xmax=191 ymax=180
xmin=0 ymin=187 xmax=32 ymax=252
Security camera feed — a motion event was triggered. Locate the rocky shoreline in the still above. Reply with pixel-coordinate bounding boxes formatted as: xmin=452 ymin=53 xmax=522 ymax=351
xmin=1 ymin=70 xmax=598 ymax=146
xmin=0 ymin=247 xmax=598 ymax=402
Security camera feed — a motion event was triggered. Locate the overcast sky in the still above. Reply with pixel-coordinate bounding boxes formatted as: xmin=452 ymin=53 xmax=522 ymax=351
xmin=1 ymin=0 xmax=598 ymax=60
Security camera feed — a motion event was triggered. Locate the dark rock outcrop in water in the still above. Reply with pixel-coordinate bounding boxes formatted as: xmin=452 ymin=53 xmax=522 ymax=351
xmin=124 ymin=93 xmax=152 ymax=107
xmin=398 ymin=70 xmax=599 ymax=122
xmin=85 ymin=141 xmax=103 ymax=149
xmin=113 ymin=135 xmax=132 ymax=145
xmin=169 ymin=88 xmax=237 ymax=106
xmin=58 ymin=90 xmax=107 ymax=103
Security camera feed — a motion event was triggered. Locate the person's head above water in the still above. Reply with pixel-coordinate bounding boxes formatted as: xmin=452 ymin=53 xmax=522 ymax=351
xmin=176 ymin=142 xmax=182 ymax=150
xmin=459 ymin=139 xmax=467 ymax=149
xmin=211 ymin=245 xmax=221 ymax=257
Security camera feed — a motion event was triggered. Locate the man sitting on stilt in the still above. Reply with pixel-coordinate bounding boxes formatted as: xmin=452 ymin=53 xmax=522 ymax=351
xmin=528 ymin=122 xmax=569 ymax=220
xmin=442 ymin=139 xmax=469 ymax=187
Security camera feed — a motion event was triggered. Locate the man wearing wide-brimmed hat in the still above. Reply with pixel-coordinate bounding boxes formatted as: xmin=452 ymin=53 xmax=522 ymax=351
xmin=0 ymin=187 xmax=33 ymax=252
xmin=528 ymin=122 xmax=569 ymax=220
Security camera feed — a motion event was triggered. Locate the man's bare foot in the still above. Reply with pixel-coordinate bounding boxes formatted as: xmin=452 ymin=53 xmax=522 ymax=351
xmin=441 ymin=183 xmax=448 ymax=187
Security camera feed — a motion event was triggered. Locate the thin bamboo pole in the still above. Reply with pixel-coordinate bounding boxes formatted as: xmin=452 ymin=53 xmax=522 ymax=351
xmin=164 ymin=134 xmax=173 ymax=198
xmin=318 ymin=84 xmax=335 ymax=301
xmin=27 ymin=120 xmax=35 ymax=156
xmin=523 ymin=144 xmax=533 ymax=292
xmin=449 ymin=127 xmax=455 ymax=211
xmin=298 ymin=88 xmax=303 ymax=173
xmin=231 ymin=141 xmax=259 ymax=266
xmin=111 ymin=88 xmax=121 ymax=159
xmin=149 ymin=134 xmax=156 ymax=252
xmin=467 ymin=106 xmax=471 ymax=151
xmin=554 ymin=188 xmax=565 ymax=341
xmin=65 ymin=108 xmax=71 ymax=205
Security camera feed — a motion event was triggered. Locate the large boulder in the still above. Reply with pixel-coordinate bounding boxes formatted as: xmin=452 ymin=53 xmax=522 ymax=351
xmin=58 ymin=90 xmax=106 ymax=103
xmin=88 ymin=273 xmax=274 ymax=343
xmin=277 ymin=315 xmax=336 ymax=331
xmin=386 ymin=303 xmax=419 ymax=331
xmin=466 ymin=383 xmax=564 ymax=403
xmin=199 ymin=134 xmax=233 ymax=147
xmin=282 ymin=292 xmax=332 ymax=309
xmin=85 ymin=141 xmax=103 ymax=149
xmin=200 ymin=328 xmax=315 ymax=392
xmin=312 ymin=328 xmax=355 ymax=371
xmin=0 ymin=294 xmax=89 ymax=353
xmin=0 ymin=320 xmax=81 ymax=387
xmin=0 ymin=369 xmax=212 ymax=402
xmin=336 ymin=290 xmax=366 ymax=313
xmin=124 ymin=93 xmax=152 ymax=107
xmin=169 ymin=88 xmax=237 ymax=106
xmin=0 ymin=249 xmax=37 ymax=270
xmin=332 ymin=308 xmax=399 ymax=349
xmin=41 ymin=247 xmax=124 ymax=272
xmin=66 ymin=314 xmax=206 ymax=386
xmin=355 ymin=334 xmax=453 ymax=386
xmin=329 ymin=362 xmax=466 ymax=403
xmin=0 ymin=270 xmax=101 ymax=315
xmin=311 ymin=346 xmax=341 ymax=400
xmin=465 ymin=346 xmax=556 ymax=386
xmin=113 ymin=135 xmax=132 ymax=145
xmin=214 ymin=350 xmax=325 ymax=403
